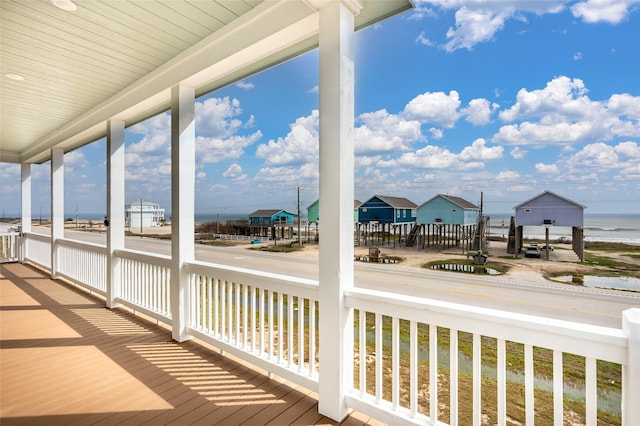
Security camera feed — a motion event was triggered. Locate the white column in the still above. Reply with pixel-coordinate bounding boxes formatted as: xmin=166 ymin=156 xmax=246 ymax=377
xmin=50 ymin=148 xmax=64 ymax=278
xmin=21 ymin=164 xmax=32 ymax=234
xmin=20 ymin=163 xmax=32 ymax=262
xmin=622 ymin=308 xmax=640 ymax=425
xmin=318 ymin=0 xmax=360 ymax=420
xmin=170 ymin=84 xmax=196 ymax=342
xmin=106 ymin=120 xmax=125 ymax=308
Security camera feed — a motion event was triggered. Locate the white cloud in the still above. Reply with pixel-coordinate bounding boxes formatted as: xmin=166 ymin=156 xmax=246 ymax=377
xmin=412 ymin=1 xmax=565 ymax=51
xmin=499 ymin=76 xmax=590 ymax=122
xmin=571 ymin=0 xmax=639 ymax=24
xmin=255 ymin=163 xmax=318 ymax=183
xmin=444 ymin=6 xmax=510 ymax=51
xmin=510 ymin=147 xmax=527 ymax=159
xmin=573 ymin=51 xmax=583 ymax=60
xmin=355 ymin=109 xmax=424 ymax=154
xmin=256 ymin=110 xmax=319 ymax=166
xmin=459 ymin=138 xmax=503 ymax=161
xmin=493 ymin=76 xmax=640 ymax=145
xmin=236 ymin=81 xmax=255 ymax=90
xmin=412 ymin=1 xmax=635 ymax=52
xmin=496 ymin=170 xmax=520 ymax=181
xmin=223 ymin=163 xmax=248 ymax=182
xmin=535 ymin=163 xmax=560 ymax=174
xmin=381 ymin=139 xmax=501 ymax=171
xmin=564 ymin=142 xmax=619 ymax=170
xmin=614 ymin=141 xmax=640 ymax=158
xmin=64 ymin=150 xmax=88 ymax=168
xmin=402 ymin=90 xmax=461 ymax=128
xmin=462 ymin=98 xmax=499 ymax=125
xmin=196 ymin=97 xmax=244 ymax=138
xmin=429 ymin=128 xmax=444 ymax=139
xmin=416 ymin=31 xmax=434 ymax=46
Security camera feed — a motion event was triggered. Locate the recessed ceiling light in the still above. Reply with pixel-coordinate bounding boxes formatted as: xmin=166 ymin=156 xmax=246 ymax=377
xmin=6 ymin=73 xmax=25 ymax=81
xmin=51 ymin=0 xmax=77 ymax=12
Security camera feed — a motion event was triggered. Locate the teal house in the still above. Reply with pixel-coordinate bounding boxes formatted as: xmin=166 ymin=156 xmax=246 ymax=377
xmin=248 ymin=209 xmax=297 ymax=225
xmin=417 ymin=194 xmax=479 ymax=225
xmin=307 ymin=200 xmax=362 ymax=223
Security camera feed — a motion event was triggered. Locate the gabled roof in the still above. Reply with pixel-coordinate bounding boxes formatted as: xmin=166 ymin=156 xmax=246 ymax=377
xmin=362 ymin=195 xmax=417 ymax=209
xmin=249 ymin=209 xmax=292 ymax=218
xmin=419 ymin=194 xmax=479 ymax=210
xmin=513 ymin=190 xmax=586 ymax=209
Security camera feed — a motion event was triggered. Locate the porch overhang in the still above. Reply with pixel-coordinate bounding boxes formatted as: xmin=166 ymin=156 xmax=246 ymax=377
xmin=0 ymin=0 xmax=412 ymax=165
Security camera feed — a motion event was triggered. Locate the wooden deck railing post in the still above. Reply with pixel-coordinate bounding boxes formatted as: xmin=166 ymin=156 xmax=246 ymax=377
xmin=622 ymin=308 xmax=640 ymax=425
xmin=318 ymin=0 xmax=359 ymax=421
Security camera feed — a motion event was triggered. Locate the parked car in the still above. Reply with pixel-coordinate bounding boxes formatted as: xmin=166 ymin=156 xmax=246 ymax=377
xmin=524 ymin=245 xmax=541 ymax=258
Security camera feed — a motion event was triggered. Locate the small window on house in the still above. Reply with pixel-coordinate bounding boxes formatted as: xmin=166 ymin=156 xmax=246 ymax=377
xmin=363 ymin=208 xmax=367 ymax=212
xmin=525 ymin=209 xmax=532 ymax=213
xmin=403 ymin=210 xmax=406 ymax=218
xmin=397 ymin=210 xmax=400 ymax=218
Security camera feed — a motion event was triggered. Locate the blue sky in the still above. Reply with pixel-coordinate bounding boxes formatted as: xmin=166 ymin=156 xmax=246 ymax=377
xmin=1 ymin=0 xmax=639 ymax=218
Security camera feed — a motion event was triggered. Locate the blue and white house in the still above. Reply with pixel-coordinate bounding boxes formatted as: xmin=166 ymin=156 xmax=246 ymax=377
xmin=414 ymin=194 xmax=481 ymax=249
xmin=417 ymin=194 xmax=479 ymax=225
xmin=358 ymin=195 xmax=416 ymax=224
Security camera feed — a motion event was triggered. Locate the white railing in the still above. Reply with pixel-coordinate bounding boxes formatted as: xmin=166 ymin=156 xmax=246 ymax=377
xmin=13 ymin=234 xmax=638 ymax=425
xmin=0 ymin=232 xmax=20 ymax=263
xmin=23 ymin=232 xmax=51 ymax=269
xmin=114 ymin=248 xmax=172 ymax=323
xmin=344 ymin=288 xmax=631 ymax=426
xmin=185 ymin=260 xmax=320 ymax=391
xmin=56 ymin=238 xmax=107 ymax=295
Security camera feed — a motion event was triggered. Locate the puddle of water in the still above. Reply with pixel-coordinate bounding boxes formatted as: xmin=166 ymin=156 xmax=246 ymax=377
xmin=431 ymin=263 xmax=501 ymax=275
xmin=554 ymin=275 xmax=640 ymax=291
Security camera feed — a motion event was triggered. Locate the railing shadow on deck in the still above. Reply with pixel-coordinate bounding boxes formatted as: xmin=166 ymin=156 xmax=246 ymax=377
xmin=0 ymin=263 xmax=376 ymax=426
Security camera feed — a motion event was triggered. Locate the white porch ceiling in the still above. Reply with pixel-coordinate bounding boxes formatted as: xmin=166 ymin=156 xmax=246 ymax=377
xmin=0 ymin=0 xmax=412 ymax=164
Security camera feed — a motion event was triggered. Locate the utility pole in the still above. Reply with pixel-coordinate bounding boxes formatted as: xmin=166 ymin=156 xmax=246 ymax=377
xmin=297 ymin=186 xmax=303 ymax=246
xmin=140 ymin=199 xmax=143 ymax=235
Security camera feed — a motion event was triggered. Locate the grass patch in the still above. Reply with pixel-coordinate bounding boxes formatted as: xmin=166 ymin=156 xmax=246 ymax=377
xmin=354 ymin=313 xmax=622 ymax=424
xmin=249 ymin=243 xmax=303 ymax=253
xmin=583 ymin=253 xmax=640 ymax=276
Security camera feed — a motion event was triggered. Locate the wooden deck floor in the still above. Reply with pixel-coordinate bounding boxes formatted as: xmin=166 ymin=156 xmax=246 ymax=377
xmin=0 ymin=262 xmax=383 ymax=426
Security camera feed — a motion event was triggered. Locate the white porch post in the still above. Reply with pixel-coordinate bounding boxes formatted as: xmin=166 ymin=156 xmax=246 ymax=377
xmin=170 ymin=84 xmax=195 ymax=342
xmin=20 ymin=163 xmax=32 ymax=262
xmin=318 ymin=0 xmax=359 ymax=420
xmin=50 ymin=148 xmax=64 ymax=278
xmin=622 ymin=308 xmax=640 ymax=425
xmin=106 ymin=120 xmax=125 ymax=308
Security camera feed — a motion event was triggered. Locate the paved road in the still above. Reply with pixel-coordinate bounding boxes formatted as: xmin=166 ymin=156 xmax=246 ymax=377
xmin=41 ymin=228 xmax=640 ymax=328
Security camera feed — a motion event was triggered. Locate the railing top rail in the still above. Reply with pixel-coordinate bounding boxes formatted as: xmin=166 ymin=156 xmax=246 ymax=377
xmin=23 ymin=231 xmax=50 ymax=241
xmin=56 ymin=237 xmax=107 ymax=252
xmin=185 ymin=259 xmax=319 ymax=298
xmin=114 ymin=248 xmax=172 ymax=268
xmin=345 ymin=287 xmax=628 ymax=363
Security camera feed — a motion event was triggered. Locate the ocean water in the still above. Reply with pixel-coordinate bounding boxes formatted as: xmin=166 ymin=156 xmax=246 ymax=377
xmin=3 ymin=212 xmax=638 ymax=244
xmin=487 ymin=214 xmax=640 ymax=244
